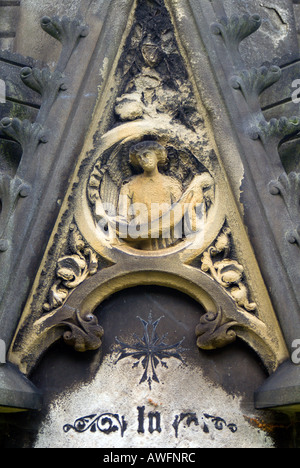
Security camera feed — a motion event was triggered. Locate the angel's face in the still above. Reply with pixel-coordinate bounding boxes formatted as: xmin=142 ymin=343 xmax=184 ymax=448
xmin=137 ymin=150 xmax=158 ymax=173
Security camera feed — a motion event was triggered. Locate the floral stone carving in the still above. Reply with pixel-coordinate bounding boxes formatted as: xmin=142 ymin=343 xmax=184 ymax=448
xmin=269 ymin=172 xmax=300 ymax=246
xmin=44 ymin=223 xmax=98 ymax=312
xmin=200 ymin=227 xmax=257 ymax=312
xmin=195 ymin=307 xmax=238 ymax=351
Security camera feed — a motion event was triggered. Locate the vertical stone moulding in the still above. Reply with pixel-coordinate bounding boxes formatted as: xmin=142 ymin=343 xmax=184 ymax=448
xmin=0 ymin=11 xmax=90 ymax=294
xmin=0 ymin=174 xmax=31 ymax=252
xmin=0 ymin=116 xmax=46 ymax=289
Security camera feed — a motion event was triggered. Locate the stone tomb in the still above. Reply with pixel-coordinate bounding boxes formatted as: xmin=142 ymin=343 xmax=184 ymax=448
xmin=2 ymin=0 xmax=298 ymax=449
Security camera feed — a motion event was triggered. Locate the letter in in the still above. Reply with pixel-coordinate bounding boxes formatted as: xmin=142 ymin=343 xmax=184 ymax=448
xmin=148 ymin=411 xmax=162 ymax=434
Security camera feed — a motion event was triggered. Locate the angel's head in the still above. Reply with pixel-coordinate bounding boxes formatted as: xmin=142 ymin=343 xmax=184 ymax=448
xmin=129 ymin=141 xmax=168 ymax=173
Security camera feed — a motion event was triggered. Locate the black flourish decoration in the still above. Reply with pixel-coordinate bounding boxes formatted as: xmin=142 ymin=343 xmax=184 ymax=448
xmin=115 ymin=314 xmax=186 ymax=389
xmin=204 ymin=414 xmax=238 ymax=433
xmin=172 ymin=413 xmax=199 ymax=438
xmin=63 ymin=413 xmax=127 ymax=437
xmin=172 ymin=412 xmax=237 ymax=438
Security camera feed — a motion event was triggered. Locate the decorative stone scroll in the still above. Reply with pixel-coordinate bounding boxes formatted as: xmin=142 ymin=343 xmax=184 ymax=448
xmin=269 ymin=172 xmax=300 ymax=246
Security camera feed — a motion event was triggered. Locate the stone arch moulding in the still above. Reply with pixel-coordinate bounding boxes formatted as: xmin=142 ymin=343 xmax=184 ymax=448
xmin=9 ymin=259 xmax=286 ymax=378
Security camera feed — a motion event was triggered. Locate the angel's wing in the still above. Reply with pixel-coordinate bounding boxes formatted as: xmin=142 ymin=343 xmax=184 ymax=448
xmin=99 ymin=145 xmax=133 ymax=209
xmin=167 ymin=148 xmax=205 ymax=189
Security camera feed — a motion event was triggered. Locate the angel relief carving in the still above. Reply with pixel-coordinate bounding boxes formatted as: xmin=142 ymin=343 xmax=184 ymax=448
xmin=87 ymin=141 xmax=215 ymax=251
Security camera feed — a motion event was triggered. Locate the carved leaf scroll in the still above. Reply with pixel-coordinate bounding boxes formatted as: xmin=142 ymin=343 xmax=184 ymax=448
xmin=0 ymin=174 xmax=31 ymax=251
xmin=0 ymin=117 xmax=47 ymax=153
xmin=195 ymin=308 xmax=238 ymax=350
xmin=269 ymin=172 xmax=300 ymax=246
xmin=60 ymin=309 xmax=104 ymax=353
xmin=230 ymin=65 xmax=281 ymax=111
xmin=20 ymin=67 xmax=67 ymax=124
xmin=0 ymin=117 xmax=48 ymax=182
xmin=41 ymin=15 xmax=89 ymax=44
xmin=250 ymin=116 xmax=300 ymax=151
xmin=44 ymin=224 xmax=99 ymax=311
xmin=40 ymin=15 xmax=89 ymax=72
xmin=200 ymin=227 xmax=257 ymax=312
xmin=20 ymin=67 xmax=67 ymax=97
xmin=211 ymin=14 xmax=261 ymax=61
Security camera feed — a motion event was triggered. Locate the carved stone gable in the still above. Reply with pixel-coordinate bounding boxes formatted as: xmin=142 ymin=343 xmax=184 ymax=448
xmin=8 ymin=0 xmax=286 ymax=383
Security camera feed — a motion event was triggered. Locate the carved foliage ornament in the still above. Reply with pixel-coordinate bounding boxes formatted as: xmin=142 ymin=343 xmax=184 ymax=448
xmin=195 ymin=307 xmax=237 ymax=351
xmin=0 ymin=118 xmax=46 ymax=258
xmin=230 ymin=65 xmax=281 ymax=112
xmin=269 ymin=172 xmax=300 ymax=246
xmin=44 ymin=223 xmax=99 ymax=312
xmin=200 ymin=227 xmax=257 ymax=312
xmin=211 ymin=13 xmax=262 ymax=63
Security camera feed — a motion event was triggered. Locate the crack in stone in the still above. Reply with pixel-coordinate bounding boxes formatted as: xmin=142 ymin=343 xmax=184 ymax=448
xmin=260 ymin=3 xmax=287 ymax=26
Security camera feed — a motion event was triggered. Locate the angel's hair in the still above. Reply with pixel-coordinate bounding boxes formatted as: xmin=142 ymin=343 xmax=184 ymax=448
xmin=129 ymin=141 xmax=168 ymax=168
